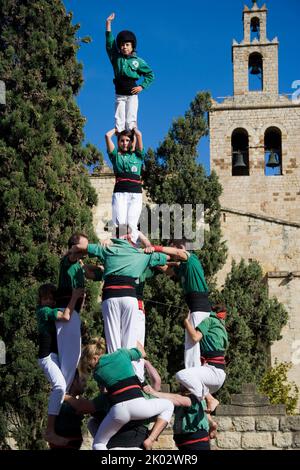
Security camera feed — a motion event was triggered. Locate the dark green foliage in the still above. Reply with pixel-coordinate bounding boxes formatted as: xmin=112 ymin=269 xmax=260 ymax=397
xmin=0 ymin=0 xmax=103 ymax=449
xmin=211 ymin=260 xmax=288 ymax=403
xmin=142 ymin=92 xmax=227 ymax=384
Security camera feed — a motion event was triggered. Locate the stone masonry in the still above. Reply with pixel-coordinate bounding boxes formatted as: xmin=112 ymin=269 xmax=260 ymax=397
xmin=213 ymin=384 xmax=300 ymax=450
xmin=209 ymin=1 xmax=300 ymax=407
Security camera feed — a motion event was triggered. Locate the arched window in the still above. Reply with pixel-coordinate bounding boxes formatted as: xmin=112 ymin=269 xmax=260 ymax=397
xmin=249 ymin=52 xmax=263 ymax=91
xmin=232 ymin=128 xmax=249 ymax=176
xmin=264 ymin=127 xmax=282 ymax=176
xmin=250 ymin=17 xmax=260 ymax=41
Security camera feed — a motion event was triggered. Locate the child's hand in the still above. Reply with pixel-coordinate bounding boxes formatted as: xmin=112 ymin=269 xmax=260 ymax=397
xmin=106 ymin=12 xmax=115 ymax=22
xmin=101 ymin=239 xmax=112 ymax=248
xmin=143 ymin=384 xmax=155 ymax=396
xmin=144 ymin=246 xmax=154 ymax=254
xmin=131 ymin=86 xmax=143 ymax=95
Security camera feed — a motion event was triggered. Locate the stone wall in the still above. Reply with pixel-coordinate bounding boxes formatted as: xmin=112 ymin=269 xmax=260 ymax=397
xmin=210 ymin=103 xmax=300 ymax=222
xmin=213 ymin=415 xmax=300 ymax=450
xmin=90 ymin=166 xmax=115 ymax=241
xmin=213 ymin=384 xmax=300 ymax=450
xmin=233 ymin=43 xmax=278 ymax=96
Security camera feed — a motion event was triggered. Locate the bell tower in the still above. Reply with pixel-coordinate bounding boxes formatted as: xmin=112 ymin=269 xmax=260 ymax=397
xmin=233 ymin=1 xmax=278 ymax=96
xmin=209 ymin=1 xmax=300 ymax=407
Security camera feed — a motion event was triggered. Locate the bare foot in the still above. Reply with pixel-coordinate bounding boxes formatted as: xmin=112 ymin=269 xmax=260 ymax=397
xmin=209 ymin=420 xmax=218 ymax=439
xmin=44 ymin=431 xmax=69 ymax=447
xmin=143 ymin=437 xmax=154 ymax=450
xmin=206 ymin=397 xmax=219 ymax=414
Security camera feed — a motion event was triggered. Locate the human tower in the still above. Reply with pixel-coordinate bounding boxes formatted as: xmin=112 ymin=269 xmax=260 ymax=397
xmin=35 ymin=12 xmax=228 ymax=451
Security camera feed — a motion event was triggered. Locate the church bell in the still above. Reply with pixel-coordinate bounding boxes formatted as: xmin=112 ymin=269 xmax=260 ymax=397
xmin=266 ymin=150 xmax=280 ymax=168
xmin=233 ymin=151 xmax=247 ymax=168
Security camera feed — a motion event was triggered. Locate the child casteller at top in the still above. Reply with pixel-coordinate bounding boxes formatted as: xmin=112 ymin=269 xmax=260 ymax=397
xmin=106 ymin=12 xmax=154 ymax=133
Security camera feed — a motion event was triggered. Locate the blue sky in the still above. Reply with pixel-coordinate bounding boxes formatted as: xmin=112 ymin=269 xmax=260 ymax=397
xmin=63 ymin=0 xmax=300 ymax=173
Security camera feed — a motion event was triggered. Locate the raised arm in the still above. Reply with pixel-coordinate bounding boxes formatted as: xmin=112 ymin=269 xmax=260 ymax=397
xmin=149 ymin=245 xmax=188 ymax=261
xmin=57 ymin=288 xmax=85 ymax=321
xmin=105 ymin=12 xmax=115 ymax=33
xmin=133 ymin=128 xmax=143 ymax=152
xmin=105 ymin=128 xmax=116 ymax=153
xmin=144 ymin=360 xmax=161 ymax=391
xmin=184 ymin=314 xmax=203 ymax=343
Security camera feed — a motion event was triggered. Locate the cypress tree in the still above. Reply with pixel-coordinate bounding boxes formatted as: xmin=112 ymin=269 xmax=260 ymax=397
xmin=0 ymin=0 xmax=102 ymax=449
xmin=142 ymin=92 xmax=227 ymax=383
xmin=212 ymin=260 xmax=288 ymax=403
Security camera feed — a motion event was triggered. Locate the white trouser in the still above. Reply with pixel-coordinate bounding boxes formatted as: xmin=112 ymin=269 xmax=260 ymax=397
xmin=176 ymin=365 xmax=226 ymax=401
xmin=87 ymin=417 xmax=142 ymax=450
xmin=38 ymin=353 xmax=66 ymax=415
xmin=102 ymin=297 xmax=142 ymax=381
xmin=112 ymin=192 xmax=143 ymax=243
xmin=184 ymin=311 xmax=210 ymax=368
xmin=115 ymin=94 xmax=138 ymax=132
xmin=93 ymin=397 xmax=174 ymax=450
xmin=134 ymin=308 xmax=146 ymax=383
xmin=56 ymin=310 xmax=81 ymax=392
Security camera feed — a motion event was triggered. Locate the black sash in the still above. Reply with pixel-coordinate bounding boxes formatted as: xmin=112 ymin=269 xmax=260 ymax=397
xmin=174 ymin=429 xmax=210 ymax=450
xmin=185 ymin=292 xmax=211 ymax=312
xmin=114 ymin=172 xmax=142 ymax=194
xmin=114 ymin=77 xmax=137 ymax=96
xmin=107 ymin=376 xmax=143 ymax=405
xmin=102 ymin=275 xmax=137 ymax=301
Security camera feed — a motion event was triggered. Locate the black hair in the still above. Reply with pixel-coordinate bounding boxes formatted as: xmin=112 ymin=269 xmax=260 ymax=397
xmin=38 ymin=283 xmax=57 ymax=303
xmin=68 ymin=232 xmax=88 ymax=249
xmin=117 ymin=130 xmax=134 ymax=143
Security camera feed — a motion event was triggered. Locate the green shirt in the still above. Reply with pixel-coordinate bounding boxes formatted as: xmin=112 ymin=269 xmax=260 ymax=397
xmin=106 ymin=31 xmax=154 ymax=90
xmin=36 ymin=306 xmax=59 ymax=357
xmin=196 ymin=313 xmax=228 ymax=354
xmin=36 ymin=306 xmax=59 ymax=334
xmin=57 ymin=255 xmax=85 ymax=308
xmin=93 ymin=348 xmax=142 ymax=388
xmin=58 ymin=255 xmax=85 ymax=290
xmin=108 ymin=148 xmax=144 ymax=177
xmin=174 ymin=253 xmax=208 ymax=295
xmin=87 ymin=239 xmax=168 ymax=280
xmin=174 ymin=397 xmax=209 ymax=435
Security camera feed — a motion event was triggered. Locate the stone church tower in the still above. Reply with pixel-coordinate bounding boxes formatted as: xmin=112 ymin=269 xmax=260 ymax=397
xmin=209 ymin=0 xmax=300 ymax=404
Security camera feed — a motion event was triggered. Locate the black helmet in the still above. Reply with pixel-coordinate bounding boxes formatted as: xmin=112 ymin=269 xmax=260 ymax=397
xmin=116 ymin=30 xmax=137 ymax=51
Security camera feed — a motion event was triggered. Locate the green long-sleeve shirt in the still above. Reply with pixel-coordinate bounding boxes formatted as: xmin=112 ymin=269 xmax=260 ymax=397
xmin=93 ymin=348 xmax=142 ymax=388
xmin=196 ymin=312 xmax=228 ymax=354
xmin=106 ymin=31 xmax=154 ymax=91
xmin=87 ymin=239 xmax=167 ymax=279
xmin=174 ymin=253 xmax=208 ymax=295
xmin=174 ymin=397 xmax=209 ymax=435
